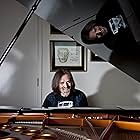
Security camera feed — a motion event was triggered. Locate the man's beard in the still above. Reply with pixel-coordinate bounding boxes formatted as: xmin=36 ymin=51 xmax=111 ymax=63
xmin=60 ymin=88 xmax=71 ymax=97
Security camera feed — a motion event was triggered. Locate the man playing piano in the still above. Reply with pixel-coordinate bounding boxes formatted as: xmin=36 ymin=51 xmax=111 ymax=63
xmin=42 ymin=68 xmax=88 ymax=108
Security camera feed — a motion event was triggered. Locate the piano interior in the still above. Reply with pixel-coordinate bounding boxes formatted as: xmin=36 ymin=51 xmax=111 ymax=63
xmin=0 ymin=0 xmax=140 ymax=139
xmin=0 ymin=108 xmax=140 ymax=140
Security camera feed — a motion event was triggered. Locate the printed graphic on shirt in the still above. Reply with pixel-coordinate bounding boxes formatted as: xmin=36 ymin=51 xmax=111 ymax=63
xmin=108 ymin=15 xmax=127 ymax=34
xmin=57 ymin=101 xmax=73 ymax=108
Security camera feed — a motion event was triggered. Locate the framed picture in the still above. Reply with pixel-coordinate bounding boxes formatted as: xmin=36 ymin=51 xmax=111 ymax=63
xmin=50 ymin=40 xmax=87 ymax=72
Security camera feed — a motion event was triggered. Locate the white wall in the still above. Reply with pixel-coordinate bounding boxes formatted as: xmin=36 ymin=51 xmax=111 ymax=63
xmin=0 ymin=0 xmax=140 ymax=108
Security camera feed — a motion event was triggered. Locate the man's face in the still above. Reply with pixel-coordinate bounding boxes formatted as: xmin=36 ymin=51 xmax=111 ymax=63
xmin=89 ymin=25 xmax=108 ymax=40
xmin=59 ymin=74 xmax=71 ymax=97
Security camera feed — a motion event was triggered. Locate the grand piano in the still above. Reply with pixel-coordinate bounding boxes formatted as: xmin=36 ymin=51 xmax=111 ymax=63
xmin=0 ymin=0 xmax=140 ymax=139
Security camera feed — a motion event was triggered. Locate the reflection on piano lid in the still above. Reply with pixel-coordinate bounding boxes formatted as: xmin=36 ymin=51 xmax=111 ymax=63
xmin=16 ymin=0 xmax=140 ymax=83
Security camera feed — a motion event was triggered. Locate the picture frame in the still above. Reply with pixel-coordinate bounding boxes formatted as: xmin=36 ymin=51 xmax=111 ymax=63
xmin=50 ymin=40 xmax=87 ymax=72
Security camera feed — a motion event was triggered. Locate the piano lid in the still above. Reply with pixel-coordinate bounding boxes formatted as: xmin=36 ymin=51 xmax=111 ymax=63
xmin=12 ymin=0 xmax=140 ymax=82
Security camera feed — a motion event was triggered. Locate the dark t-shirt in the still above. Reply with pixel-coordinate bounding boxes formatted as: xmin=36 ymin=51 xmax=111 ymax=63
xmin=42 ymin=89 xmax=88 ymax=108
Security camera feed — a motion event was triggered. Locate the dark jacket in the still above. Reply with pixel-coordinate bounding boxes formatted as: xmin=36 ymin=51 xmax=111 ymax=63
xmin=42 ymin=89 xmax=88 ymax=108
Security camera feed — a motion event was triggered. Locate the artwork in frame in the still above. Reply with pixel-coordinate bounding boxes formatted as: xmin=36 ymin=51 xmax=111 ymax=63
xmin=50 ymin=40 xmax=87 ymax=72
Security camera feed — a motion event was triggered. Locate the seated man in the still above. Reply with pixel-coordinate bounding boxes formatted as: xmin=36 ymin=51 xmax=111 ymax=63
xmin=81 ymin=0 xmax=139 ymax=55
xmin=42 ymin=68 xmax=88 ymax=108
